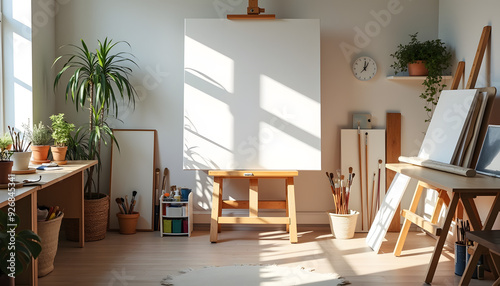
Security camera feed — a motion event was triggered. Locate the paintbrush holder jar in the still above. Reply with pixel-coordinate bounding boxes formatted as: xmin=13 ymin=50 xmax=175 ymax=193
xmin=455 ymin=242 xmax=466 ymax=276
xmin=11 ymin=151 xmax=32 ymax=171
xmin=117 ymin=212 xmax=140 ymax=234
xmin=327 ymin=210 xmax=359 ymax=239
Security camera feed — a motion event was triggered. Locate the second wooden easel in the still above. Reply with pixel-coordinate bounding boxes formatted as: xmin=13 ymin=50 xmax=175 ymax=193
xmin=394 ymin=27 xmax=493 ymax=269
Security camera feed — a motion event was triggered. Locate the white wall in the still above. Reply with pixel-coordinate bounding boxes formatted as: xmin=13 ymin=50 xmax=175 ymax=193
xmin=32 ymin=0 xmax=56 ymax=124
xmin=439 ymin=0 xmax=500 ymax=229
xmin=51 ymin=0 xmax=440 ymax=224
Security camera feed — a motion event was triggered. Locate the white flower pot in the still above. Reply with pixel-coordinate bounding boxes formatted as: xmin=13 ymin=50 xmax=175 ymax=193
xmin=327 ymin=210 xmax=359 ymax=239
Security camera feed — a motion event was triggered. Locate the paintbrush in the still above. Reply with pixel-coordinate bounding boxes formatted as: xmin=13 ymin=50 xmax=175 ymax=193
xmin=121 ymin=198 xmax=127 ymax=214
xmin=129 ymin=200 xmax=136 ymax=214
xmin=115 ymin=198 xmax=126 ymax=214
xmin=125 ymin=195 xmax=130 ymax=214
xmin=130 ymin=190 xmax=138 ymax=206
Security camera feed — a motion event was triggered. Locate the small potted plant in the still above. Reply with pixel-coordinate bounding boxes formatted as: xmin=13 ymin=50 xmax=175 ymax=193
xmin=0 ymin=133 xmax=13 ymax=184
xmin=8 ymin=124 xmax=32 ymax=172
xmin=50 ymin=113 xmax=75 ymax=165
xmin=25 ymin=121 xmax=52 ymax=164
xmin=390 ymin=32 xmax=452 ymax=122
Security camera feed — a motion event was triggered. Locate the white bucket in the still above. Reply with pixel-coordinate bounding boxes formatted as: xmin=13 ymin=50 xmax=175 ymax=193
xmin=327 ymin=210 xmax=359 ymax=239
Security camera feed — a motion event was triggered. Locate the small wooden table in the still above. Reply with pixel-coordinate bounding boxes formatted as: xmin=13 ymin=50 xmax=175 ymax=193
xmin=208 ymin=170 xmax=298 ymax=243
xmin=386 ymin=163 xmax=500 ymax=284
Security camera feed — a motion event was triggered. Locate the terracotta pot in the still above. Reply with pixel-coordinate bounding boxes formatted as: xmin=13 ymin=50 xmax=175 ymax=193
xmin=51 ymin=146 xmax=67 ymax=165
xmin=11 ymin=151 xmax=32 ymax=171
xmin=116 ymin=212 xmax=140 ymax=234
xmin=31 ymin=145 xmax=51 ymax=164
xmin=408 ymin=60 xmax=428 ymax=76
xmin=0 ymin=161 xmax=13 ymax=184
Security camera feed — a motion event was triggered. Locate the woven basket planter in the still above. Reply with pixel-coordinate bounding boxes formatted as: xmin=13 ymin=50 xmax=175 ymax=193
xmin=66 ymin=194 xmax=109 ymax=242
xmin=38 ymin=213 xmax=64 ymax=277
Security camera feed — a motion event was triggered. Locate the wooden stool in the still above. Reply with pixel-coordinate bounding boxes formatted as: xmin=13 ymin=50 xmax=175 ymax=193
xmin=208 ymin=170 xmax=298 ymax=243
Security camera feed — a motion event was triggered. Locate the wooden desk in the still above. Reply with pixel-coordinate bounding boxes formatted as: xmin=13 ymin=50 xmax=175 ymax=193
xmin=386 ymin=163 xmax=500 ymax=284
xmin=208 ymin=171 xmax=298 ymax=243
xmin=0 ymin=160 xmax=97 ymax=286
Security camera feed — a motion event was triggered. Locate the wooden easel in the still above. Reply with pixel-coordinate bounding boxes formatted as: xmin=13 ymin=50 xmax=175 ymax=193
xmin=394 ymin=26 xmax=492 ymax=260
xmin=227 ymin=0 xmax=275 ymax=19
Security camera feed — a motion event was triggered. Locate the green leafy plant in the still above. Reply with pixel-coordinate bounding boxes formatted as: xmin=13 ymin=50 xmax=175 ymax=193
xmin=27 ymin=121 xmax=52 ymax=146
xmin=53 ymin=38 xmax=138 ymax=198
xmin=50 ymin=113 xmax=75 ymax=147
xmin=0 ymin=210 xmax=41 ymax=277
xmin=390 ymin=33 xmax=452 ymax=121
xmin=0 ymin=133 xmax=13 ymax=161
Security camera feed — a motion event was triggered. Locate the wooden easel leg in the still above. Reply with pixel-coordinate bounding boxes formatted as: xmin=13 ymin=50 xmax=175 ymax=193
xmin=210 ymin=177 xmax=222 ymax=242
xmin=430 ymin=189 xmax=450 ymax=224
xmin=285 ymin=180 xmax=289 ymax=233
xmin=287 ymin=177 xmax=298 ymax=243
xmin=394 ymin=182 xmax=424 ymax=256
xmin=425 ymin=192 xmax=460 ymax=284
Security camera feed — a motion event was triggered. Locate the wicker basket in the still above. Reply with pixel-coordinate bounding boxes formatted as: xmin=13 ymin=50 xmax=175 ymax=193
xmin=38 ymin=213 xmax=64 ymax=277
xmin=65 ymin=194 xmax=109 ymax=242
xmin=84 ymin=194 xmax=109 ymax=241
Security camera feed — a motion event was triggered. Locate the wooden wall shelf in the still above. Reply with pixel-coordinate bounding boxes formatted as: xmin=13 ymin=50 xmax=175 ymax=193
xmin=387 ymin=75 xmax=453 ymax=80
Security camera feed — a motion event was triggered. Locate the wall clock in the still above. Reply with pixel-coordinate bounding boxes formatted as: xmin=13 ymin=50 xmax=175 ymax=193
xmin=352 ymin=56 xmax=377 ymax=81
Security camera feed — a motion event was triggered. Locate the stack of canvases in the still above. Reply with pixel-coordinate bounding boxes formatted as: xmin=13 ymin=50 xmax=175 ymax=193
xmin=37 ymin=205 xmax=64 ymax=277
xmin=405 ymin=88 xmax=495 ymax=168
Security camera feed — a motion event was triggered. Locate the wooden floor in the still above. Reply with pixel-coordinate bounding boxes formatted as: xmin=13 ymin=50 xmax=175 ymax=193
xmin=39 ymin=226 xmax=495 ymax=286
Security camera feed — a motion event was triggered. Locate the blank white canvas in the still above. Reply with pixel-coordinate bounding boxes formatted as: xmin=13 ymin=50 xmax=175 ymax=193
xmin=183 ymin=19 xmax=321 ymax=170
xmin=340 ymin=129 xmax=386 ymax=232
xmin=109 ymin=130 xmax=156 ymax=230
xmin=418 ymin=89 xmax=479 ymax=163
xmin=366 ymin=173 xmax=411 ymax=253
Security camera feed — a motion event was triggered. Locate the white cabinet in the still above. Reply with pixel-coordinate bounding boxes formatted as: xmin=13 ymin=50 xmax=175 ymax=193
xmin=160 ymin=192 xmax=192 ymax=237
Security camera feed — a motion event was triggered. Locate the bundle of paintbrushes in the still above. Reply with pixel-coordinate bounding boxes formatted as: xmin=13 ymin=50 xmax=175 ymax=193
xmin=115 ymin=190 xmax=138 ymax=214
xmin=326 ymin=168 xmax=355 ymax=215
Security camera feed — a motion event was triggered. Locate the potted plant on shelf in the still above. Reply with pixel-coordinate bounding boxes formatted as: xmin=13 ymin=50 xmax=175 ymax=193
xmin=0 ymin=210 xmax=41 ymax=286
xmin=0 ymin=134 xmax=13 ymax=184
xmin=25 ymin=121 xmax=52 ymax=164
xmin=53 ymin=38 xmax=138 ymax=241
xmin=390 ymin=32 xmax=452 ymax=122
xmin=8 ymin=125 xmax=32 ymax=172
xmin=50 ymin=113 xmax=75 ymax=165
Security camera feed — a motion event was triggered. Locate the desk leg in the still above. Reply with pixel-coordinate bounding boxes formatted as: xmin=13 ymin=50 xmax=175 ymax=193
xmin=287 ymin=177 xmax=298 ymax=243
xmin=425 ymin=192 xmax=459 ymax=284
xmin=249 ymin=179 xmax=258 ymax=217
xmin=394 ymin=182 xmax=424 ymax=256
xmin=210 ymin=177 xmax=222 ymax=242
xmin=218 ymin=180 xmax=223 ymax=233
xmin=31 ymin=191 xmax=38 ymax=286
xmin=285 ymin=180 xmax=289 ymax=233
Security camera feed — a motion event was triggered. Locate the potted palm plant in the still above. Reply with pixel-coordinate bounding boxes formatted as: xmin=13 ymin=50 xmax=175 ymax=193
xmin=50 ymin=113 xmax=75 ymax=165
xmin=25 ymin=121 xmax=52 ymax=164
xmin=390 ymin=32 xmax=452 ymax=122
xmin=8 ymin=125 xmax=31 ymax=172
xmin=0 ymin=210 xmax=41 ymax=286
xmin=0 ymin=134 xmax=13 ymax=184
xmin=53 ymin=38 xmax=138 ymax=241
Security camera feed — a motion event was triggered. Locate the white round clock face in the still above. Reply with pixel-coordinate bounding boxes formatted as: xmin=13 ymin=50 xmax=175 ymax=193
xmin=352 ymin=56 xmax=377 ymax=81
